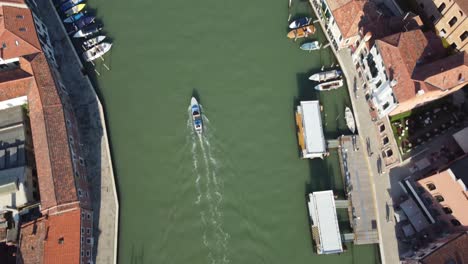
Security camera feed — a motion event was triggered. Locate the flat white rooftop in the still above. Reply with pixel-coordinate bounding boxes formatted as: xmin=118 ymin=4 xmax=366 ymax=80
xmin=298 ymin=101 xmax=326 ymax=159
xmin=307 ymin=190 xmax=343 ymax=254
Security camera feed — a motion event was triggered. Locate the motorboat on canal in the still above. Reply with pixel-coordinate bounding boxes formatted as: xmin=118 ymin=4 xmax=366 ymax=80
xmin=314 ymin=78 xmax=343 ymax=91
xmin=289 ymin=17 xmax=311 ymax=29
xmin=63 ymin=12 xmax=85 ymax=23
xmin=300 ymin=41 xmax=320 ymax=51
xmin=287 ymin=25 xmax=315 ymax=39
xmin=190 ymin=97 xmax=203 ymax=135
xmin=345 ymin=107 xmax=356 ymax=134
xmin=73 ymin=24 xmax=102 ymax=38
xmin=64 ymin=3 xmax=85 ymax=17
xmin=309 ymin=69 xmax=342 ymax=82
xmin=82 ymin=42 xmax=112 ymax=62
xmin=83 ymin=35 xmax=106 ymax=49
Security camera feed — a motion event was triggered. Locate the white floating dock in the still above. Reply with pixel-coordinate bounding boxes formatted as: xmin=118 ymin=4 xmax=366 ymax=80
xmin=295 ymin=101 xmax=327 ymax=159
xmin=307 ymin=190 xmax=343 ymax=255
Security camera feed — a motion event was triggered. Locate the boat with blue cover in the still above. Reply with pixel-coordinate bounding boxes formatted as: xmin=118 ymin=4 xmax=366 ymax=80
xmin=63 ymin=12 xmax=85 ymax=23
xmin=74 ymin=16 xmax=95 ymax=29
xmin=190 ymin=97 xmax=203 ymax=134
xmin=300 ymin=41 xmax=320 ymax=51
xmin=289 ymin=17 xmax=311 ymax=29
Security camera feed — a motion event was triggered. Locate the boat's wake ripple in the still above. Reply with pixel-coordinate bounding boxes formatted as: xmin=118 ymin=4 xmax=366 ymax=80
xmin=187 ymin=106 xmax=230 ymax=264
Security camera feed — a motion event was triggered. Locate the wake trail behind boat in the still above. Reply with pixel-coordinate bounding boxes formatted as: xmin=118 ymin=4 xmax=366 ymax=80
xmin=187 ymin=106 xmax=230 ymax=264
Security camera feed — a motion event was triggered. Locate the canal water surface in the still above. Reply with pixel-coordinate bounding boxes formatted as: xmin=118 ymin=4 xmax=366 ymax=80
xmin=88 ymin=0 xmax=379 ymax=263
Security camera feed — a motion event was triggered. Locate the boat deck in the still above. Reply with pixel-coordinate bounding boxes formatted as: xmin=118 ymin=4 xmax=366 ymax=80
xmin=337 ymin=136 xmax=379 ymax=245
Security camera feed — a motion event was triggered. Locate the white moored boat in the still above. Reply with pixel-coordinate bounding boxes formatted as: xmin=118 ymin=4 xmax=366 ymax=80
xmin=190 ymin=97 xmax=203 ymax=134
xmin=345 ymin=107 xmax=356 ymax=134
xmin=83 ymin=35 xmax=106 ymax=49
xmin=309 ymin=70 xmax=342 ymax=82
xmin=314 ymin=79 xmax=343 ymax=91
xmin=82 ymin=42 xmax=112 ymax=62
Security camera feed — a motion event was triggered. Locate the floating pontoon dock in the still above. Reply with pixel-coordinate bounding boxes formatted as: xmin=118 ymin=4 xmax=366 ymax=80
xmin=307 ymin=190 xmax=343 ymax=255
xmin=296 ymin=101 xmax=327 ymax=159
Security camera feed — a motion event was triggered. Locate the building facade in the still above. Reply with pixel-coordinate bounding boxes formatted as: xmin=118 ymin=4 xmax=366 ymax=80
xmin=414 ymin=0 xmax=468 ymax=52
xmin=0 ymin=0 xmax=94 ymax=263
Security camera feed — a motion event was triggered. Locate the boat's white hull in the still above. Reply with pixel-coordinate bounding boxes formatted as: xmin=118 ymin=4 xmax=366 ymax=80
xmin=190 ymin=97 xmax=203 ymax=134
xmin=82 ymin=42 xmax=112 ymax=62
xmin=345 ymin=107 xmax=356 ymax=134
xmin=83 ymin=35 xmax=106 ymax=49
xmin=309 ymin=70 xmax=342 ymax=82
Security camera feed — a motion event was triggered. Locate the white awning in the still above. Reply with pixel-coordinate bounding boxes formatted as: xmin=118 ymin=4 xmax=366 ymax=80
xmin=299 ymin=101 xmax=326 ymax=159
xmin=308 ymin=191 xmax=343 ymax=254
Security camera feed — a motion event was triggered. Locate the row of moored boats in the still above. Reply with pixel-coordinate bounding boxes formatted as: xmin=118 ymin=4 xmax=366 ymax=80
xmin=55 ymin=0 xmax=112 ymax=62
xmin=288 ymin=17 xmax=344 ymax=91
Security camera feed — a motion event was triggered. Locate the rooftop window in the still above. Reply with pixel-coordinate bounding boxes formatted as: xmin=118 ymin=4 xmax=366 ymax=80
xmin=435 ymin=195 xmax=444 ymax=202
xmin=448 ymin=17 xmax=458 ymax=27
xmin=451 ymin=219 xmax=461 ymax=226
xmin=438 ymin=3 xmax=446 ymax=13
xmin=58 ymin=237 xmax=64 ymax=244
xmin=460 ymin=31 xmax=467 ymax=42
xmin=443 ymin=207 xmax=452 ymax=214
xmin=16 ymin=15 xmax=24 ymax=19
xmin=19 ymin=27 xmax=26 ymax=32
xmin=426 ymin=183 xmax=436 ymax=191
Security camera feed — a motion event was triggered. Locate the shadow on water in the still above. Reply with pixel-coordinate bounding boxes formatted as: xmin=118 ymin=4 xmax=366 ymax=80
xmin=191 ymin=88 xmax=201 ymax=103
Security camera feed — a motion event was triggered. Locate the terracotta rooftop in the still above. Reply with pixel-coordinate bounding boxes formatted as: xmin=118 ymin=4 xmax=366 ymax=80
xmin=413 ymin=52 xmax=468 ymax=90
xmin=377 ymin=29 xmax=445 ymax=102
xmin=332 ymin=0 xmax=378 ymax=39
xmin=0 ymin=5 xmax=41 ymax=60
xmin=0 ymin=0 xmax=27 ymax=5
xmin=27 ymin=53 xmax=77 ymax=211
xmin=455 ymin=0 xmax=468 ymax=14
xmin=420 ymin=232 xmax=468 ymax=264
xmin=18 ymin=209 xmax=82 ymax=264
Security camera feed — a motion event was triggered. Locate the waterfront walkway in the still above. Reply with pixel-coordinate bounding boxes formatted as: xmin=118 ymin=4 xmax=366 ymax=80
xmin=338 ymin=136 xmax=379 ymax=245
xmin=308 ymin=1 xmax=400 ymax=262
xmin=33 ymin=2 xmax=119 ymax=264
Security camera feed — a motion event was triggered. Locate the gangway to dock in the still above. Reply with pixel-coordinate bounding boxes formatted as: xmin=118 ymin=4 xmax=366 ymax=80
xmin=342 ymin=233 xmax=354 ymax=242
xmin=327 ymin=139 xmax=340 ymax=149
xmin=334 ymin=199 xmax=349 ymax=209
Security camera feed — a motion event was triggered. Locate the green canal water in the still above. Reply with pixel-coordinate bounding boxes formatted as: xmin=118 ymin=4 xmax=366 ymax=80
xmin=88 ymin=0 xmax=379 ymax=263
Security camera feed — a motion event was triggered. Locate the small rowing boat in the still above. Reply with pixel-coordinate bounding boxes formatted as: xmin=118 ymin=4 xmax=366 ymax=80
xmin=287 ymin=25 xmax=315 ymax=39
xmin=82 ymin=42 xmax=112 ymax=62
xmin=345 ymin=107 xmax=356 ymax=134
xmin=289 ymin=17 xmax=311 ymax=29
xmin=60 ymin=0 xmax=84 ymax=12
xmin=63 ymin=12 xmax=85 ymax=23
xmin=64 ymin=3 xmax=85 ymax=16
xmin=314 ymin=79 xmax=343 ymax=91
xmin=73 ymin=24 xmax=102 ymax=38
xmin=83 ymin=35 xmax=106 ymax=49
xmin=300 ymin=41 xmax=320 ymax=51
xmin=309 ymin=70 xmax=342 ymax=82
xmin=190 ymin=97 xmax=203 ymax=135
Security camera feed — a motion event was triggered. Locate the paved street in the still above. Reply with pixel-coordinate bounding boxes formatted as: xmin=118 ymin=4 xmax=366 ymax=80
xmin=33 ymin=1 xmax=119 ymax=264
xmin=336 ymin=49 xmax=400 ymax=264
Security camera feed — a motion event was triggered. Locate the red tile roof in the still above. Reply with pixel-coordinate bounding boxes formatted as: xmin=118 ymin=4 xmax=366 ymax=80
xmin=377 ymin=30 xmax=445 ymax=102
xmin=27 ymin=53 xmax=77 ymax=211
xmin=0 ymin=5 xmax=41 ymax=60
xmin=18 ymin=217 xmax=46 ymax=264
xmin=0 ymin=0 xmax=27 ymax=5
xmin=332 ymin=0 xmax=379 ymax=39
xmin=413 ymin=52 xmax=468 ymax=90
xmin=18 ymin=209 xmax=82 ymax=264
xmin=420 ymin=232 xmax=468 ymax=264
xmin=456 ymin=0 xmax=468 ymax=14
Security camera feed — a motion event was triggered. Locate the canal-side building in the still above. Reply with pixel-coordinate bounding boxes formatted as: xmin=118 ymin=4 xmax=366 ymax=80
xmin=0 ymin=1 xmax=94 ymax=263
xmin=413 ymin=0 xmax=468 ymax=52
xmin=358 ymin=27 xmax=468 ymax=117
xmin=295 ymin=101 xmax=327 ymax=159
xmin=402 ymin=231 xmax=468 ymax=263
xmin=306 ymin=191 xmax=343 ymax=255
xmin=308 ymin=0 xmax=381 ymax=51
